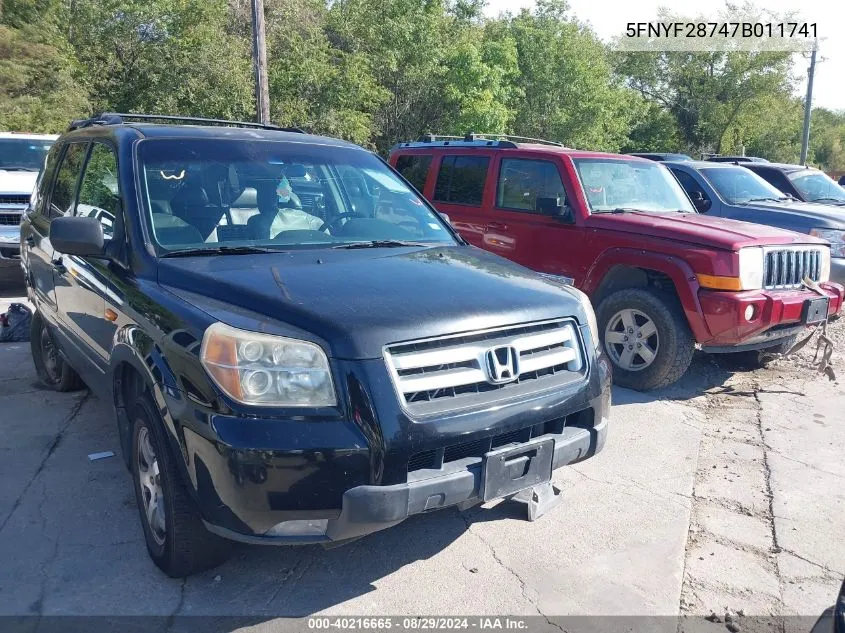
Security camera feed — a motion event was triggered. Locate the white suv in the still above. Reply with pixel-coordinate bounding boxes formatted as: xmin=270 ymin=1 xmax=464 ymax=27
xmin=0 ymin=132 xmax=58 ymax=281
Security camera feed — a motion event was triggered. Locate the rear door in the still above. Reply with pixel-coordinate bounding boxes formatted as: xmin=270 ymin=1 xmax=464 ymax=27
xmin=484 ymin=156 xmax=583 ymax=282
xmin=22 ymin=143 xmax=65 ymax=313
xmin=429 ymin=153 xmax=492 ymax=247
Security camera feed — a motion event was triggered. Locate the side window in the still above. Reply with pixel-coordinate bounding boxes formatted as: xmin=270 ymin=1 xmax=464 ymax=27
xmin=755 ymin=169 xmax=790 ymax=192
xmin=671 ymin=169 xmax=709 ymax=201
xmin=433 ymin=155 xmax=489 ymax=205
xmin=49 ymin=143 xmax=88 ymax=218
xmin=394 ymin=154 xmax=432 ymax=192
xmin=496 ymin=158 xmax=566 ymax=213
xmin=76 ymin=143 xmax=120 ymax=240
xmin=30 ymin=144 xmax=63 ymax=216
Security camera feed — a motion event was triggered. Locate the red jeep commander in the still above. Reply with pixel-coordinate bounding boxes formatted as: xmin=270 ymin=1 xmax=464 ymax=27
xmin=389 ymin=135 xmax=844 ymax=390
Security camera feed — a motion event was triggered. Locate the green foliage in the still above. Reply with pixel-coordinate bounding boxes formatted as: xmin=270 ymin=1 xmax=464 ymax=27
xmin=0 ymin=0 xmax=842 ymax=171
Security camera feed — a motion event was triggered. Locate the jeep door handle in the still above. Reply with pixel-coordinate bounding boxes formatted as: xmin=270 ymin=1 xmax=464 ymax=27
xmin=486 ymin=222 xmax=508 ymax=231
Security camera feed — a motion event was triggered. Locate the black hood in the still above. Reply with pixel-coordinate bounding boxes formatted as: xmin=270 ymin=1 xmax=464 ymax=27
xmin=158 ymin=245 xmax=584 ymax=359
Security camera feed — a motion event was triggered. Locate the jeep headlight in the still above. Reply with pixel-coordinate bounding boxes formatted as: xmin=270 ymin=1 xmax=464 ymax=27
xmin=810 ymin=228 xmax=845 ymax=260
xmin=569 ymin=286 xmax=600 ymax=351
xmin=200 ymin=323 xmax=336 ymax=407
xmin=738 ymin=247 xmax=765 ymax=290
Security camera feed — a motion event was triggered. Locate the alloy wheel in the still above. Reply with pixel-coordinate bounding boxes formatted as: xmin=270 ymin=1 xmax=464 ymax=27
xmin=604 ymin=308 xmax=660 ymax=372
xmin=137 ymin=427 xmax=166 ymax=546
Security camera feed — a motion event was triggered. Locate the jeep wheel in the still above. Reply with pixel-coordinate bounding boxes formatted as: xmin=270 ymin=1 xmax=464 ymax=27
xmin=131 ymin=392 xmax=229 ymax=577
xmin=597 ymin=288 xmax=695 ymax=391
xmin=30 ymin=311 xmax=85 ymax=391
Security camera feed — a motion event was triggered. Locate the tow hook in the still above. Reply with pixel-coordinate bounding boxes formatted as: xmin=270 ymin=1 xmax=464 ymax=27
xmin=512 ymin=482 xmax=563 ymax=521
xmin=784 ymin=278 xmax=837 ymax=381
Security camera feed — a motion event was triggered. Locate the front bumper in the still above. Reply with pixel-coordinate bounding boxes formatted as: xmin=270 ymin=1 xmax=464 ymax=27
xmin=697 ymin=282 xmax=844 ymax=349
xmin=204 ymin=401 xmax=609 ymax=545
xmin=179 ymin=347 xmax=612 ymax=545
xmin=0 ymin=225 xmax=21 ymax=271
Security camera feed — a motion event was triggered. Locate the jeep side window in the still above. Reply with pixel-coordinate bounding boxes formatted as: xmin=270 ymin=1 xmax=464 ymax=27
xmin=394 ymin=154 xmax=432 ymax=192
xmin=433 ymin=155 xmax=489 ymax=206
xmin=671 ymin=168 xmax=710 ymax=206
xmin=76 ymin=143 xmax=120 ymax=240
xmin=49 ymin=143 xmax=88 ymax=219
xmin=496 ymin=158 xmax=566 ymax=213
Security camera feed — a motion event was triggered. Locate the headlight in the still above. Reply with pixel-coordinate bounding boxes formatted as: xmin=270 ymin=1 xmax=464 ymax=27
xmin=810 ymin=228 xmax=845 ymax=259
xmin=738 ymin=247 xmax=765 ymax=289
xmin=200 ymin=323 xmax=336 ymax=407
xmin=568 ymin=286 xmax=601 ymax=351
xmin=698 ymin=247 xmax=764 ymax=291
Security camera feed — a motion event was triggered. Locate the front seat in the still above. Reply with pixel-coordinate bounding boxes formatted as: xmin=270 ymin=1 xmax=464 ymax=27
xmin=170 ymin=180 xmax=223 ymax=241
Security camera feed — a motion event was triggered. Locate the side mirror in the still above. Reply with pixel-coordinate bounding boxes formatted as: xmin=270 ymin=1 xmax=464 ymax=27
xmin=692 ymin=191 xmax=711 ymax=212
xmin=536 ymin=196 xmax=575 ymax=224
xmin=49 ymin=217 xmax=105 ymax=257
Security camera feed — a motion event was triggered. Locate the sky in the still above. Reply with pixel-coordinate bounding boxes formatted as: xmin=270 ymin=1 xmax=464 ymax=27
xmin=484 ymin=0 xmax=844 ymax=112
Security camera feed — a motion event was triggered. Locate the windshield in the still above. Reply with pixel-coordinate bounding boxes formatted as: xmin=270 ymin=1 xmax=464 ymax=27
xmin=573 ymin=158 xmax=695 ymax=213
xmin=137 ymin=139 xmax=456 ymax=252
xmin=787 ymin=170 xmax=845 ymax=203
xmin=700 ymin=166 xmax=787 ymax=204
xmin=0 ymin=138 xmax=54 ymax=172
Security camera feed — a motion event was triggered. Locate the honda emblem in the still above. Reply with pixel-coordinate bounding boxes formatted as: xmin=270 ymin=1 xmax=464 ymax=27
xmin=484 ymin=346 xmax=519 ymax=384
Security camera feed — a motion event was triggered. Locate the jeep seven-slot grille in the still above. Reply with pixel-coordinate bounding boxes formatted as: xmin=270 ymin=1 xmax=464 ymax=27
xmin=763 ymin=248 xmax=823 ymax=290
xmin=385 ymin=320 xmax=583 ymax=415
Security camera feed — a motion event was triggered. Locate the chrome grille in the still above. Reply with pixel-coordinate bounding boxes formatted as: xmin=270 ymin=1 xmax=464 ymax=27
xmin=763 ymin=247 xmax=823 ymax=289
xmin=384 ymin=320 xmax=583 ymax=415
xmin=0 ymin=195 xmax=29 ymax=206
xmin=0 ymin=212 xmax=22 ymax=226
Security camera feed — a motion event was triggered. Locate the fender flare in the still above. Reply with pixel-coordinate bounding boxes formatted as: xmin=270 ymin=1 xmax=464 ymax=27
xmin=582 ymin=248 xmax=712 ymax=342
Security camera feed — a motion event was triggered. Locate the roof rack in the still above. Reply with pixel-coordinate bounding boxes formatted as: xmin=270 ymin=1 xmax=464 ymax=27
xmin=66 ymin=112 xmax=305 ymax=133
xmin=395 ymin=132 xmax=566 ymax=150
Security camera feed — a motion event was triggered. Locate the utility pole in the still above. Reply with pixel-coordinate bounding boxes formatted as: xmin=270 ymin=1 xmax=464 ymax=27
xmin=800 ymin=43 xmax=817 ymax=165
xmin=251 ymin=0 xmax=270 ymax=125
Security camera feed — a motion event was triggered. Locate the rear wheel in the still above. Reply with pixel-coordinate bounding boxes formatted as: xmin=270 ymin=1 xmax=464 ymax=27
xmin=30 ymin=311 xmax=85 ymax=391
xmin=131 ymin=392 xmax=229 ymax=577
xmin=597 ymin=288 xmax=695 ymax=391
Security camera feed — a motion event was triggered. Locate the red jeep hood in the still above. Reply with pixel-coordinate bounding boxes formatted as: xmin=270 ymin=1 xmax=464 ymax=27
xmin=586 ymin=211 xmax=822 ymax=251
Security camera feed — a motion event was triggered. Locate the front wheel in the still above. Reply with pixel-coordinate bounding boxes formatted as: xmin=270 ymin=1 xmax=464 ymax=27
xmin=596 ymin=288 xmax=695 ymax=391
xmin=131 ymin=392 xmax=229 ymax=577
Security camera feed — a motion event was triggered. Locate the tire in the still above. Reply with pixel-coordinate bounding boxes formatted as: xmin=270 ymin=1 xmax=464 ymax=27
xmin=30 ymin=311 xmax=85 ymax=392
xmin=131 ymin=392 xmax=229 ymax=577
xmin=596 ymin=288 xmax=695 ymax=391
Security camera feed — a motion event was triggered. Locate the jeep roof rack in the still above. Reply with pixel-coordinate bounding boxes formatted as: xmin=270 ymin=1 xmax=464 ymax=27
xmin=66 ymin=112 xmax=305 ymax=133
xmin=395 ymin=132 xmax=567 ymax=150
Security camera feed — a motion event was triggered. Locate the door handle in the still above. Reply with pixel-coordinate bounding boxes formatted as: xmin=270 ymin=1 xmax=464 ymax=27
xmin=486 ymin=222 xmax=508 ymax=231
xmin=25 ymin=236 xmax=35 ymax=246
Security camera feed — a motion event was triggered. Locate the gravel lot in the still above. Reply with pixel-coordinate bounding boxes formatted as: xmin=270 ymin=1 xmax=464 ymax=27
xmin=0 ymin=281 xmax=842 ymax=628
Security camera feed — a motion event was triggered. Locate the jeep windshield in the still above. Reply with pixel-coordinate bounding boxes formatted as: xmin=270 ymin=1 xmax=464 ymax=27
xmin=0 ymin=138 xmax=54 ymax=172
xmin=787 ymin=169 xmax=845 ymax=204
xmin=137 ymin=139 xmax=456 ymax=253
xmin=573 ymin=158 xmax=695 ymax=214
xmin=700 ymin=166 xmax=790 ymax=205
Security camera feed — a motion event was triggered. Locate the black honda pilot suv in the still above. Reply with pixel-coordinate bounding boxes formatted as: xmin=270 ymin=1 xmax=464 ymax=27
xmin=20 ymin=114 xmax=611 ymax=577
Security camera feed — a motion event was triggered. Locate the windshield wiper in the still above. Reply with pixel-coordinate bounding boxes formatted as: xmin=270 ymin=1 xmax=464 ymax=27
xmin=160 ymin=245 xmax=280 ymax=258
xmin=811 ymin=197 xmax=845 ymax=204
xmin=0 ymin=166 xmax=38 ymax=172
xmin=331 ymin=239 xmax=428 ymax=249
xmin=743 ymin=197 xmax=787 ymax=203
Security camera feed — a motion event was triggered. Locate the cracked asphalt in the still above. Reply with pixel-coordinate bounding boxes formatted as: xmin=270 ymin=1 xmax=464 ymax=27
xmin=0 ymin=286 xmax=843 ymax=625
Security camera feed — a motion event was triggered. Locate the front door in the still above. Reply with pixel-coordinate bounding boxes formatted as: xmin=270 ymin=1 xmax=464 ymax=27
xmin=483 ymin=156 xmax=584 ymax=283
xmin=53 ymin=141 xmax=123 ymax=370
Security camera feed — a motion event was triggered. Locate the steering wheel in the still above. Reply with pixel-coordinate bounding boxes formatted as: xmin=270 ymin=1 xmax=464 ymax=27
xmin=318 ymin=213 xmax=358 ymax=235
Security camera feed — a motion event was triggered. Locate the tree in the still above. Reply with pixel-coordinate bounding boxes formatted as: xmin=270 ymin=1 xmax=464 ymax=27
xmin=507 ymin=0 xmax=636 ymax=150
